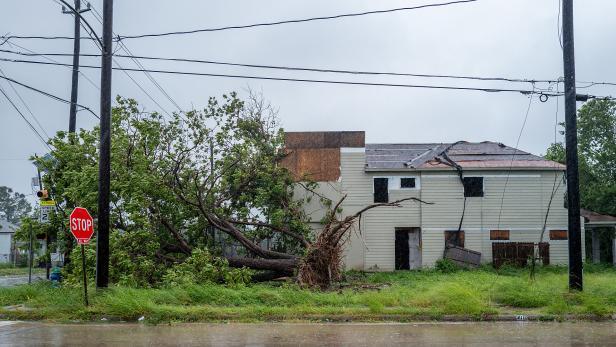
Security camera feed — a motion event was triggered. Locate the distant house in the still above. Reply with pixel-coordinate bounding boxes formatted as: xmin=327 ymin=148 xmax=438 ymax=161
xmin=582 ymin=209 xmax=616 ymax=265
xmin=282 ymin=131 xmax=584 ymax=271
xmin=0 ymin=219 xmax=17 ymax=263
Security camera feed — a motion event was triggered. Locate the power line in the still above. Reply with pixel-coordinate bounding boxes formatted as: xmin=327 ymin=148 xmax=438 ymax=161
xmin=497 ymin=85 xmax=536 ymax=229
xmin=75 ymin=8 xmax=173 ymax=117
xmin=0 ymin=67 xmax=51 ymax=139
xmin=6 ymin=47 xmax=616 ymax=89
xmin=4 ymin=42 xmax=101 ymax=91
xmin=0 ymin=85 xmax=52 ymax=151
xmin=0 ymin=74 xmax=99 ymax=119
xmin=1 ymin=0 xmax=478 ymax=43
xmin=0 ymin=56 xmax=570 ymax=97
xmin=90 ymin=5 xmax=183 ymax=113
xmin=118 ymin=43 xmax=183 ymax=112
xmin=0 ymin=34 xmax=92 ymax=43
xmin=0 ymin=48 xmax=564 ymax=84
xmin=113 ymin=56 xmax=173 ymax=117
xmin=115 ymin=0 xmax=479 ymax=40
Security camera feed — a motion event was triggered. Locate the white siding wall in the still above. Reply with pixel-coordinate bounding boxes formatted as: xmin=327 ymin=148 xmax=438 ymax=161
xmin=0 ymin=233 xmax=12 ymax=263
xmin=420 ymin=170 xmax=579 ymax=266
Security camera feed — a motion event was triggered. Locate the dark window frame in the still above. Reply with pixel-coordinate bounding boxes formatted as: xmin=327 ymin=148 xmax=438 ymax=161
xmin=373 ymin=177 xmax=389 ymax=203
xmin=400 ymin=177 xmax=416 ymax=189
xmin=463 ymin=177 xmax=484 ymax=197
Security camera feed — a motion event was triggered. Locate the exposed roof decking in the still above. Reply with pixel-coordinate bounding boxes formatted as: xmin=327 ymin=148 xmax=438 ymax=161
xmin=365 ymin=141 xmax=565 ymax=171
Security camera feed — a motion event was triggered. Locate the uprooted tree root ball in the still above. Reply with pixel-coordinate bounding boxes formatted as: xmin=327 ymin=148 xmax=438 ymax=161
xmin=297 ymin=196 xmax=431 ymax=289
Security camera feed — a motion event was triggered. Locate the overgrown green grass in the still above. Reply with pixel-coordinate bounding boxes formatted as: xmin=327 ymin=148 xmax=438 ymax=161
xmin=1 ymin=265 xmax=615 ymax=323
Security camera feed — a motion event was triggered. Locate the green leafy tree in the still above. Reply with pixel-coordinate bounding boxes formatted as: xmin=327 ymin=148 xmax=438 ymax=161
xmin=0 ymin=186 xmax=32 ymax=224
xmin=34 ymin=93 xmax=316 ymax=285
xmin=36 ymin=92 xmax=403 ymax=288
xmin=545 ymin=99 xmax=616 ymax=215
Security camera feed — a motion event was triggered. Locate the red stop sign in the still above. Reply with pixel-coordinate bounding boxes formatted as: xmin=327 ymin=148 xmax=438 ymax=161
xmin=70 ymin=207 xmax=94 ymax=244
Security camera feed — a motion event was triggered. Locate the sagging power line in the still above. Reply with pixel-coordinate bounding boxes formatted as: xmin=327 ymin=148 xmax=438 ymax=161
xmin=0 ymin=74 xmax=99 ymax=119
xmin=0 ymin=56 xmax=573 ymax=98
xmin=0 ymin=66 xmax=50 ymax=139
xmin=3 ymin=47 xmax=616 ymax=90
xmin=5 ymin=55 xmax=615 ymax=100
xmin=0 ymin=48 xmax=563 ymax=84
xmin=4 ymin=42 xmax=100 ymax=91
xmin=115 ymin=0 xmax=478 ymax=40
xmin=0 ymin=86 xmax=52 ymax=151
xmin=89 ymin=4 xmax=183 ymax=114
xmin=1 ymin=0 xmax=478 ymax=44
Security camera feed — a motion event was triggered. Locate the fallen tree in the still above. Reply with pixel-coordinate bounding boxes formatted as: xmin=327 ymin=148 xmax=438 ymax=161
xmin=156 ymin=93 xmax=434 ymax=287
xmin=36 ymin=92 xmax=431 ymax=288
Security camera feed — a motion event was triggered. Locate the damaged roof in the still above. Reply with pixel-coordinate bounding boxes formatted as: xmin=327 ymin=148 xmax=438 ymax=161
xmin=365 ymin=141 xmax=565 ymax=170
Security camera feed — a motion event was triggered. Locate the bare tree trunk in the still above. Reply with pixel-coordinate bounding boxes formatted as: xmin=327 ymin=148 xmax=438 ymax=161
xmin=226 ymin=256 xmax=297 ymax=274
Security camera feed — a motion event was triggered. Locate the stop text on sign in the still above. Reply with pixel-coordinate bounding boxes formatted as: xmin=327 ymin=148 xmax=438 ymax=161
xmin=71 ymin=218 xmax=92 ymax=232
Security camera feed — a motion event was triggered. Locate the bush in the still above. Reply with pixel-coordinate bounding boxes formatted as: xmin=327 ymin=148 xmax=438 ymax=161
xmin=435 ymin=258 xmax=460 ymax=273
xmin=162 ymin=249 xmax=252 ymax=287
xmin=64 ymin=230 xmax=165 ymax=287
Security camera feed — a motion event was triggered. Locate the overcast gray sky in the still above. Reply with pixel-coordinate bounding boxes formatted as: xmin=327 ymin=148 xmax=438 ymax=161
xmin=2 ymin=0 xmax=616 ymax=198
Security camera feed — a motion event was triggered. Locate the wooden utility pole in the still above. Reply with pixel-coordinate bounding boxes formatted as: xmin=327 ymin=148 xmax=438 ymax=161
xmin=63 ymin=0 xmax=90 ymax=133
xmin=96 ymin=0 xmax=113 ymax=288
xmin=562 ymin=0 xmax=583 ymax=290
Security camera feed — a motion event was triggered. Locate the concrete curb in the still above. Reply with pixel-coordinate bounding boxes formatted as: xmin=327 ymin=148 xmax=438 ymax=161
xmin=2 ymin=313 xmax=615 ymax=324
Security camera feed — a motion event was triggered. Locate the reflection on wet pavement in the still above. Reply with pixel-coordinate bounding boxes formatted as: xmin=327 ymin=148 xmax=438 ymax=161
xmin=1 ymin=321 xmax=615 ymax=346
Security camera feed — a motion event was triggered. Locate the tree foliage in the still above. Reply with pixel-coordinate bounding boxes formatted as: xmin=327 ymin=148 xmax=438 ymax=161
xmin=31 ymin=93 xmax=314 ymax=286
xmin=545 ymin=99 xmax=616 ymax=215
xmin=0 ymin=186 xmax=31 ymax=224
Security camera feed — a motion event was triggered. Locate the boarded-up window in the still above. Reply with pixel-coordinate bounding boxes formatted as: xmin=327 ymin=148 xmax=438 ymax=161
xmin=373 ymin=178 xmax=389 ymax=203
xmin=400 ymin=177 xmax=416 ymax=188
xmin=490 ymin=230 xmax=510 ymax=240
xmin=463 ymin=177 xmax=484 ymax=197
xmin=550 ymin=230 xmax=568 ymax=240
xmin=445 ymin=230 xmax=465 ymax=248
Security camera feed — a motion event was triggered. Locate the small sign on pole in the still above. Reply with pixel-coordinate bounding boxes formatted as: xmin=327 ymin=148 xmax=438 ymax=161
xmin=69 ymin=207 xmax=94 ymax=306
xmin=39 ymin=200 xmax=56 ymax=224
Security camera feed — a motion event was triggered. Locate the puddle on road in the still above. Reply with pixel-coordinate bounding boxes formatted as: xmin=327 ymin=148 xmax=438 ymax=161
xmin=1 ymin=321 xmax=616 ymax=346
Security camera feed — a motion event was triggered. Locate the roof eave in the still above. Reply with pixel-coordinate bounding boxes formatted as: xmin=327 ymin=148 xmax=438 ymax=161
xmin=364 ymin=166 xmax=566 ymax=172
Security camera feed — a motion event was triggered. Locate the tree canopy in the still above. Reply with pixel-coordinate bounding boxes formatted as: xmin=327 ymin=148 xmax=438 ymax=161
xmin=0 ymin=186 xmax=31 ymax=224
xmin=28 ymin=93 xmax=317 ymax=286
xmin=545 ymin=99 xmax=616 ymax=216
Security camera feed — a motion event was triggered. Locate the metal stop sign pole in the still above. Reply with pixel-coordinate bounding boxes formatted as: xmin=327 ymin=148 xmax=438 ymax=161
xmin=81 ymin=243 xmax=89 ymax=306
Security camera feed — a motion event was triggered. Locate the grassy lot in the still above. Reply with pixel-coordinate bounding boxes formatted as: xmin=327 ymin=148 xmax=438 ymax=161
xmin=1 ymin=265 xmax=615 ymax=323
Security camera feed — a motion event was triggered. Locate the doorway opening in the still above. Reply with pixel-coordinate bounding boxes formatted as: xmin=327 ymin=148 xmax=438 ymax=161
xmin=395 ymin=227 xmax=421 ymax=270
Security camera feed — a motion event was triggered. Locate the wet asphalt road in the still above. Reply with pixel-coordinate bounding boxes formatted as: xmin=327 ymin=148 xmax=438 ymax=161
xmin=1 ymin=321 xmax=616 ymax=346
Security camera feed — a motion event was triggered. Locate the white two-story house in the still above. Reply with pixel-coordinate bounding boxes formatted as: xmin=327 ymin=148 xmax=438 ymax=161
xmin=282 ymin=131 xmax=583 ymax=271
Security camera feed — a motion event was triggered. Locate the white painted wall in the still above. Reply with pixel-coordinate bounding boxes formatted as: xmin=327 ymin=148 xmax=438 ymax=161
xmin=0 ymin=233 xmax=12 ymax=263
